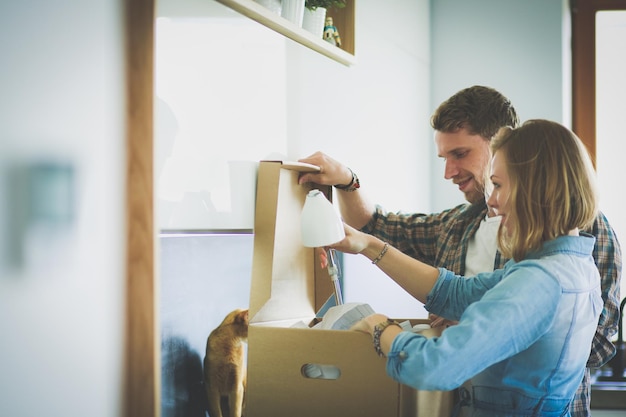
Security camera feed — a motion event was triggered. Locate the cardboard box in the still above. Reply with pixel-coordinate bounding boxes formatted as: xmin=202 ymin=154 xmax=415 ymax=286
xmin=246 ymin=161 xmax=453 ymax=417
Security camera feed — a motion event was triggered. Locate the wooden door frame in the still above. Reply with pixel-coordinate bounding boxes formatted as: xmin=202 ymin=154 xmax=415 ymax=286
xmin=124 ymin=0 xmax=157 ymax=416
xmin=572 ymin=0 xmax=626 ymax=166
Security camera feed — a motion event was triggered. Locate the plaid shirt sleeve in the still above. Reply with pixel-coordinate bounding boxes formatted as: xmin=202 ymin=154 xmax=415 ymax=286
xmin=360 ymin=203 xmax=477 ymax=271
xmin=557 ymin=212 xmax=621 ymax=417
xmin=585 ymin=211 xmax=622 ymax=368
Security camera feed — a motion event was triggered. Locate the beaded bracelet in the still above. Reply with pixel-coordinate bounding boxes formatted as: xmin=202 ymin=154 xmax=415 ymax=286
xmin=372 ymin=242 xmax=389 ymax=265
xmin=373 ymin=318 xmax=401 ymax=357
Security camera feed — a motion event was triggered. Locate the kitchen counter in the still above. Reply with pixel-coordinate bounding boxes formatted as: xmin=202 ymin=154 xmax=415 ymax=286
xmin=591 ymin=369 xmax=626 ymax=410
xmin=591 ymin=381 xmax=626 ymax=410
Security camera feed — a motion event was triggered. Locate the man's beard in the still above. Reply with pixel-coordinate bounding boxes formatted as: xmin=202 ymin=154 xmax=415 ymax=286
xmin=465 ymin=182 xmax=486 ymax=205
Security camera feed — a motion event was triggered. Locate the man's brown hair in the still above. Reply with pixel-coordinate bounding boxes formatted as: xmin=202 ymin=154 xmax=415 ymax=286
xmin=431 ymin=85 xmax=519 ymax=139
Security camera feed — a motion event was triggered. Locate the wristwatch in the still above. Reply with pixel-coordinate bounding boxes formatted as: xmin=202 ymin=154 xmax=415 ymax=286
xmin=334 ymin=168 xmax=360 ymax=192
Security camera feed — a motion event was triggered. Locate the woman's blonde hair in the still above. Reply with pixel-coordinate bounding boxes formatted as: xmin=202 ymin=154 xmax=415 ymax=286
xmin=490 ymin=119 xmax=598 ymax=261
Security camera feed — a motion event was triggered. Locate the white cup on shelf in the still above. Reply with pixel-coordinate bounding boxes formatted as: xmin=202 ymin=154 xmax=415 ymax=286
xmin=280 ymin=0 xmax=305 ymax=27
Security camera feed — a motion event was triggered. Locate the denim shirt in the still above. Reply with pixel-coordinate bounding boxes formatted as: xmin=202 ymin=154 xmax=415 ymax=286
xmin=387 ymin=234 xmax=602 ymax=416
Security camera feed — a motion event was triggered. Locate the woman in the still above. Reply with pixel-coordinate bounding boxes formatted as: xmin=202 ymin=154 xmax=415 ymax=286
xmin=331 ymin=120 xmax=602 ymax=416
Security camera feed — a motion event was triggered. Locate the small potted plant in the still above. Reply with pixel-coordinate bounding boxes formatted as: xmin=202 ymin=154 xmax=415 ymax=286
xmin=303 ymin=0 xmax=346 ymax=38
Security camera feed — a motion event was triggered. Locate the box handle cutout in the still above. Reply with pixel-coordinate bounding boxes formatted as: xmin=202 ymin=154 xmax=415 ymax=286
xmin=301 ymin=363 xmax=341 ymax=380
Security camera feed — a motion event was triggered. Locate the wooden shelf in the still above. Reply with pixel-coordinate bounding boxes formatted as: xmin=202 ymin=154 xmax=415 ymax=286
xmin=215 ymin=0 xmax=356 ymax=66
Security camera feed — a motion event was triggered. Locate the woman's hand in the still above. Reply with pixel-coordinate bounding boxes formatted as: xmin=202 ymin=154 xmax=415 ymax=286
xmin=429 ymin=313 xmax=458 ymax=328
xmin=318 ymin=222 xmax=375 ymax=268
xmin=328 ymin=223 xmax=370 ymax=255
xmin=349 ymin=313 xmax=389 ymax=335
xmin=317 ymin=222 xmax=366 ymax=268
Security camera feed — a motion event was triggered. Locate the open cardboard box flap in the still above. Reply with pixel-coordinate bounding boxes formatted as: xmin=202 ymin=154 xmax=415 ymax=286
xmin=249 ymin=160 xmax=334 ymax=326
xmin=246 ymin=160 xmax=455 ymax=417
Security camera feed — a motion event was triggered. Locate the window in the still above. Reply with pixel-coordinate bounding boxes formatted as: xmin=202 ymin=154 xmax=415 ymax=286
xmin=155 ymin=16 xmax=288 ymax=231
xmin=572 ymin=0 xmax=626 ymax=313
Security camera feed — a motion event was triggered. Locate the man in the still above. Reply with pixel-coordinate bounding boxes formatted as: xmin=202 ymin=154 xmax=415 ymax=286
xmin=298 ymin=85 xmax=621 ymax=417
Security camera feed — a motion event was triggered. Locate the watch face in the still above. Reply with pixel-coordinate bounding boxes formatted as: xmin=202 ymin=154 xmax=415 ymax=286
xmin=352 ymin=173 xmax=360 ymax=189
xmin=335 ymin=169 xmax=360 ymax=191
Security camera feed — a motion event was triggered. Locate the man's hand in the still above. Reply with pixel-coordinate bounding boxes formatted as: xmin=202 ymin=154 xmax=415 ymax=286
xmin=429 ymin=313 xmax=458 ymax=328
xmin=298 ymin=151 xmax=353 ymax=187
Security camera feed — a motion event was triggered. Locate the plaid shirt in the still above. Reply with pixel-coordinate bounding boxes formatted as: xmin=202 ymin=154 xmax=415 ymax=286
xmin=362 ymin=201 xmax=622 ymax=417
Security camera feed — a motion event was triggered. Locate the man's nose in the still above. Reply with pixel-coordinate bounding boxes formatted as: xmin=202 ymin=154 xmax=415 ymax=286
xmin=444 ymin=159 xmax=459 ymax=179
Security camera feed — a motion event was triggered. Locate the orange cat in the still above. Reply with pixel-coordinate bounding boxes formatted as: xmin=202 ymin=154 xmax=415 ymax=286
xmin=204 ymin=308 xmax=249 ymax=417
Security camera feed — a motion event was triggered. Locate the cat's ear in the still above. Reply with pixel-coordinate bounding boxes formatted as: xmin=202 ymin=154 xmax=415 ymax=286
xmin=237 ymin=309 xmax=249 ymax=325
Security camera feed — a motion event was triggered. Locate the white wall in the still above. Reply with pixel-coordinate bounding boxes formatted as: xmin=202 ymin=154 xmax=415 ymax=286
xmin=429 ymin=0 xmax=568 ymax=212
xmin=154 ymin=0 xmax=434 ymax=317
xmin=154 ymin=0 xmax=432 ymax=230
xmin=317 ymin=0 xmax=434 ymax=317
xmin=291 ymin=0 xmax=432 ymax=216
xmin=0 ymin=1 xmax=126 ymax=417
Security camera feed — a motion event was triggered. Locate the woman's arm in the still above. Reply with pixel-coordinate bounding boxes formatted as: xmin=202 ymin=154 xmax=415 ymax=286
xmin=329 ymin=223 xmax=440 ymax=303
